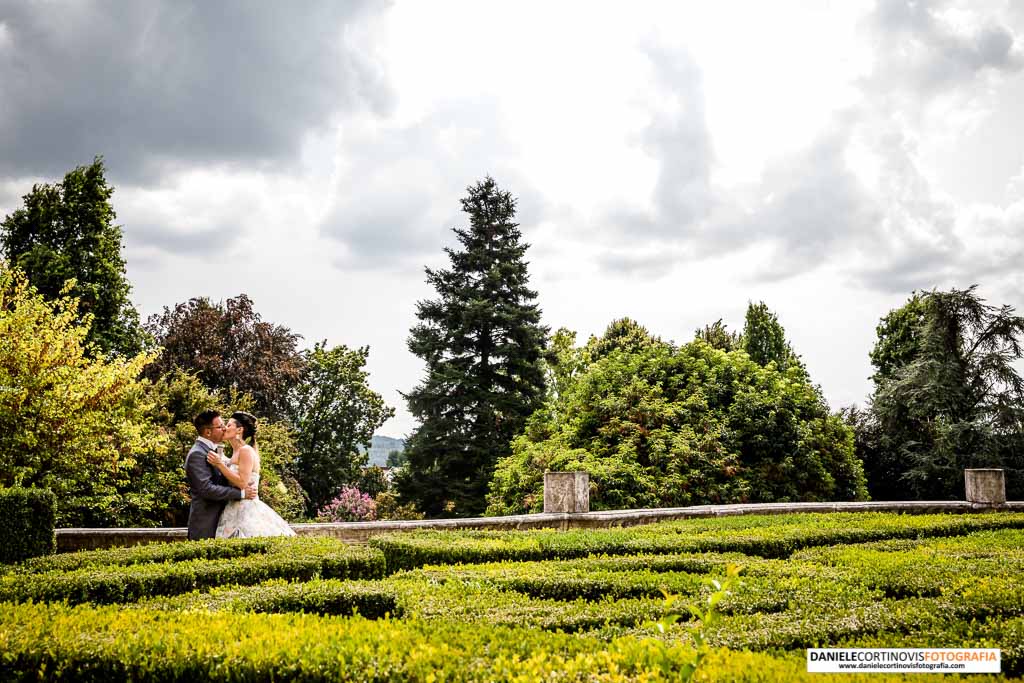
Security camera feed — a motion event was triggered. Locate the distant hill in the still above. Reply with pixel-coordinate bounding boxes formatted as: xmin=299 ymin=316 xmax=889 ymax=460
xmin=359 ymin=435 xmax=405 ymax=467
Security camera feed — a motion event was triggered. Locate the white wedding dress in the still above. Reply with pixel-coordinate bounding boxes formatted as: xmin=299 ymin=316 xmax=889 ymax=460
xmin=215 ymin=455 xmax=296 ymax=539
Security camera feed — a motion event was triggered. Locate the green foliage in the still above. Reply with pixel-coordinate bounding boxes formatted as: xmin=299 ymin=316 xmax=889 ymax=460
xmin=864 ymin=287 xmax=1024 ymax=499
xmin=0 ymin=603 xmax=857 ymax=683
xmin=487 ymin=335 xmax=866 ymax=515
xmin=373 ymin=491 xmax=425 ymax=520
xmin=358 ymin=465 xmax=391 ymax=498
xmin=141 ymin=578 xmax=402 ymax=619
xmin=143 ymin=294 xmax=304 ymax=420
xmin=0 ymin=488 xmax=55 ymax=563
xmin=652 ymin=564 xmax=742 ymax=682
xmin=2 ymin=512 xmax=1021 ymax=681
xmin=869 ymin=293 xmax=928 ymax=383
xmin=694 ymin=318 xmax=741 ymax=352
xmin=399 ymin=177 xmax=548 ymax=517
xmin=0 ymin=265 xmax=163 ymax=526
xmin=288 ymin=342 xmax=394 ymax=515
xmin=742 ymin=301 xmax=790 ymax=369
xmin=14 ymin=536 xmax=281 ymax=574
xmin=0 ymin=157 xmax=148 ymax=357
xmin=369 ymin=512 xmax=1024 ymax=571
xmin=385 ymin=449 xmax=407 ymax=468
xmin=586 ymin=317 xmax=660 ymax=361
xmin=0 ymin=537 xmax=384 ymax=604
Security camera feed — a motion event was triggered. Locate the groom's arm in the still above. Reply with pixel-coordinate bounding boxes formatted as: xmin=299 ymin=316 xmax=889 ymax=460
xmin=186 ymin=452 xmax=243 ymax=501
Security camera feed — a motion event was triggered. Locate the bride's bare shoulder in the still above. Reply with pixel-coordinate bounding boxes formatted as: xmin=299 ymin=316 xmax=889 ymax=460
xmin=236 ymin=444 xmax=257 ymax=460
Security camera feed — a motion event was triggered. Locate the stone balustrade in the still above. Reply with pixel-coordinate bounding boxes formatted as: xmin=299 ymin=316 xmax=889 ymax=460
xmin=54 ymin=468 xmax=1018 ymax=551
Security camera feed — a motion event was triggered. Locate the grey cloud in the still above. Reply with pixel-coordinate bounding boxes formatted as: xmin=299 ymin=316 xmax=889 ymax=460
xmin=596 ymin=248 xmax=678 ymax=279
xmin=863 ymin=0 xmax=1023 ymax=97
xmin=855 ymin=245 xmax=960 ymax=294
xmin=0 ymin=1 xmax=393 ymax=183
xmin=592 ymin=3 xmax=1024 ymax=294
xmin=320 ymin=98 xmax=550 ymax=269
xmin=125 ymin=222 xmax=225 ymax=258
xmin=727 ymin=124 xmax=883 ymax=281
xmin=610 ymin=45 xmax=713 ymax=240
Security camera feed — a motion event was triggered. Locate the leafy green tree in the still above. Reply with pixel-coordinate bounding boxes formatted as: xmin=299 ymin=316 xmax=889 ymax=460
xmin=546 ymin=328 xmax=588 ymax=404
xmin=486 ymin=333 xmax=867 ymax=515
xmin=0 ymin=264 xmax=159 ymax=526
xmin=385 ymin=450 xmax=407 ymax=468
xmin=144 ymin=294 xmax=304 ymax=420
xmin=288 ymin=342 xmax=394 ymax=515
xmin=357 ymin=465 xmax=391 ymax=498
xmin=586 ymin=317 xmax=660 ymax=361
xmin=743 ymin=302 xmax=787 ymax=366
xmin=0 ymin=157 xmax=147 ymax=357
xmin=694 ymin=319 xmax=741 ymax=352
xmin=398 ymin=177 xmax=548 ymax=517
xmin=864 ymin=287 xmax=1024 ymax=499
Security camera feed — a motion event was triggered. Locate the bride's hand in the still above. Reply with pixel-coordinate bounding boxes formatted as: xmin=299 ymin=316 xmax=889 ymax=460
xmin=206 ymin=451 xmax=224 ymax=467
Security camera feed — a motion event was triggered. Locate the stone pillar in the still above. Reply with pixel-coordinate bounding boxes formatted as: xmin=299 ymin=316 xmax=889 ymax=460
xmin=965 ymin=469 xmax=1006 ymax=504
xmin=544 ymin=471 xmax=590 ymax=513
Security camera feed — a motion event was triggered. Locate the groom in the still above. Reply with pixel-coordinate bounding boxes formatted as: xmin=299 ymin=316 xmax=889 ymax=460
xmin=185 ymin=409 xmax=256 ymax=540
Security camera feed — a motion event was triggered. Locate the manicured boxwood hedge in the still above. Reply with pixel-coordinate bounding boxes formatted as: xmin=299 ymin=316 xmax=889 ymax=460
xmin=11 ymin=536 xmax=281 ymax=575
xmin=0 ymin=541 xmax=385 ymax=605
xmin=0 ymin=487 xmax=55 ymax=564
xmin=0 ymin=602 xmax=1007 ymax=682
xmin=371 ymin=512 xmax=1024 ymax=570
xmin=3 ymin=512 xmax=1021 ymax=680
xmin=143 ymin=578 xmax=402 ymax=619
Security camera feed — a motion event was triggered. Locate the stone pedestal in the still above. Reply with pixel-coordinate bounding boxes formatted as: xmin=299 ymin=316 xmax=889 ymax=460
xmin=965 ymin=469 xmax=1006 ymax=504
xmin=544 ymin=471 xmax=590 ymax=513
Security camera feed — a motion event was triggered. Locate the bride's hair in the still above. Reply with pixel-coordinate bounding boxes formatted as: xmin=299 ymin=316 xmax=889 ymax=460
xmin=231 ymin=411 xmax=258 ymax=446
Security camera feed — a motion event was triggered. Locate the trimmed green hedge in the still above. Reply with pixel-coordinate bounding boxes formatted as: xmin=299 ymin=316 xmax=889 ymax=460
xmin=0 ymin=602 xmax=1006 ymax=682
xmin=405 ymin=557 xmax=875 ymax=614
xmin=0 ymin=487 xmax=55 ymax=564
xmin=371 ymin=512 xmax=1024 ymax=570
xmin=12 ymin=536 xmax=281 ymax=574
xmin=142 ymin=578 xmax=402 ymax=619
xmin=0 ymin=541 xmax=385 ymax=605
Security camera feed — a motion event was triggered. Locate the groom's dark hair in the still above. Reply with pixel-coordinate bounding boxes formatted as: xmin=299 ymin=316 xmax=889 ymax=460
xmin=193 ymin=410 xmax=221 ymax=434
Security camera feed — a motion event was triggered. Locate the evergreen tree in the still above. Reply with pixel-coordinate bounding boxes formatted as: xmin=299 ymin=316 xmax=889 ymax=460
xmin=742 ymin=301 xmax=807 ymax=377
xmin=742 ymin=301 xmax=788 ymax=367
xmin=694 ymin=318 xmax=741 ymax=352
xmin=397 ymin=177 xmax=548 ymax=517
xmin=864 ymin=287 xmax=1024 ymax=499
xmin=0 ymin=157 xmax=147 ymax=357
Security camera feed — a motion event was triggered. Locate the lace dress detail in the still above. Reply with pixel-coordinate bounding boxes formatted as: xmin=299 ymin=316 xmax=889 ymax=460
xmin=215 ymin=459 xmax=295 ymax=539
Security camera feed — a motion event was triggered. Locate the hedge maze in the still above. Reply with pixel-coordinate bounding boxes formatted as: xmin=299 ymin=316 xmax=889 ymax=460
xmin=1 ymin=512 xmax=1022 ymax=681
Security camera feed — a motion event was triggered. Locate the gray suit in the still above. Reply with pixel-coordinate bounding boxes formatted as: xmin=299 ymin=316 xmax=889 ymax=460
xmin=185 ymin=440 xmax=241 ymax=540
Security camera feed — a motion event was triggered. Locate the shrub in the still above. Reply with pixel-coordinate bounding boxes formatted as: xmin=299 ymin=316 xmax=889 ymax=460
xmin=3 ymin=602 xmax=992 ymax=682
xmin=318 ymin=486 xmax=377 ymax=522
xmin=487 ymin=339 xmax=868 ymax=515
xmin=142 ymin=578 xmax=402 ymax=619
xmin=371 ymin=512 xmax=1024 ymax=571
xmin=0 ymin=487 xmax=56 ymax=563
xmin=0 ymin=539 xmax=384 ymax=604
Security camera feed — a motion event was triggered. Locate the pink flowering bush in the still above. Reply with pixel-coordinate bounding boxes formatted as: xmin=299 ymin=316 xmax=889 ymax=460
xmin=316 ymin=486 xmax=377 ymax=522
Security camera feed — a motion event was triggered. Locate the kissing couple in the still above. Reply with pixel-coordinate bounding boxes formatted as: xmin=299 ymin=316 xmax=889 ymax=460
xmin=185 ymin=409 xmax=296 ymax=540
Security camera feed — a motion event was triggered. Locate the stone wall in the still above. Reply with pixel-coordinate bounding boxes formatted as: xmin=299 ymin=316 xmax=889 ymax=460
xmin=56 ymin=499 xmax=1024 ymax=552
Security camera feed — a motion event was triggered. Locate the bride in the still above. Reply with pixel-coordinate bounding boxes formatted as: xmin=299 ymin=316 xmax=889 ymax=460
xmin=207 ymin=411 xmax=296 ymax=538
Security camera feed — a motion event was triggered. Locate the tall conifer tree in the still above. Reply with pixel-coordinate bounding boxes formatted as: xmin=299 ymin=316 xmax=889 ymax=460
xmin=398 ymin=177 xmax=548 ymax=517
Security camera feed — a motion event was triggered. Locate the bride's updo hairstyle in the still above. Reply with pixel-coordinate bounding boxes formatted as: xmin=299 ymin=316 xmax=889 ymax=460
xmin=231 ymin=411 xmax=258 ymax=446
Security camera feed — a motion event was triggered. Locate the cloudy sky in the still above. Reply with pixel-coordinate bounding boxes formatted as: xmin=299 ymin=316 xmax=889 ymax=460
xmin=2 ymin=0 xmax=1023 ymax=437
